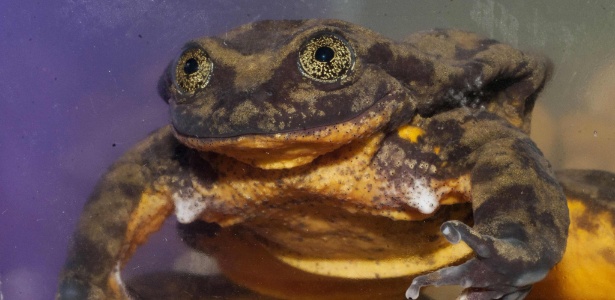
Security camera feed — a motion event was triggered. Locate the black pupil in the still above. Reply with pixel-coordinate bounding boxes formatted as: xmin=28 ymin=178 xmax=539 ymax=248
xmin=183 ymin=58 xmax=199 ymax=74
xmin=314 ymin=46 xmax=335 ymax=62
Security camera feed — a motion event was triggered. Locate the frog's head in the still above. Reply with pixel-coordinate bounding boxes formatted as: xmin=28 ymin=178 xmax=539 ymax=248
xmin=158 ymin=19 xmax=418 ymax=169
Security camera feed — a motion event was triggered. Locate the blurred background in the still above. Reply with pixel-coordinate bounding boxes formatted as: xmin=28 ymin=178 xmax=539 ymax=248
xmin=1 ymin=1 xmax=614 ymax=299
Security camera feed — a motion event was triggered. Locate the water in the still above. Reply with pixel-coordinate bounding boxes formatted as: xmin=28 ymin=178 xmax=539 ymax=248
xmin=1 ymin=1 xmax=614 ymax=299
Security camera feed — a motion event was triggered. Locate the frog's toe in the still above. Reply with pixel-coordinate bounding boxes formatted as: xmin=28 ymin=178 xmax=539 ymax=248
xmin=440 ymin=220 xmax=494 ymax=258
xmin=406 ymin=259 xmax=530 ymax=300
xmin=406 ymin=221 xmax=546 ymax=300
xmin=457 ymin=286 xmax=531 ymax=300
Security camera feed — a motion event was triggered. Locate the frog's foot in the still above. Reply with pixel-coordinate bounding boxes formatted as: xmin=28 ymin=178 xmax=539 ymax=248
xmin=406 ymin=220 xmax=547 ymax=300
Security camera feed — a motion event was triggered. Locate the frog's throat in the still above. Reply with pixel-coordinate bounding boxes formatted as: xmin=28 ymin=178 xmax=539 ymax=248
xmin=174 ymin=99 xmax=403 ymax=170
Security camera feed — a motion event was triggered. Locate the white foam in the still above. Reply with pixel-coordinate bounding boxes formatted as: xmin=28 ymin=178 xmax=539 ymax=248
xmin=402 ymin=177 xmax=440 ymax=214
xmin=172 ymin=188 xmax=207 ymax=224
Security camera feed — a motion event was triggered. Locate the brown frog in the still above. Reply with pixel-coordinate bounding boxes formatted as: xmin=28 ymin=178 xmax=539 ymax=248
xmin=57 ymin=19 xmax=573 ymax=299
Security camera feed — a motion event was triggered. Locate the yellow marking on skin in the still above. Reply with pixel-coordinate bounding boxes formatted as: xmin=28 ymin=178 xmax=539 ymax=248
xmin=397 ymin=125 xmax=425 ymax=143
xmin=431 ymin=174 xmax=472 ymax=205
xmin=121 ymin=188 xmax=174 ymax=265
xmin=276 ymin=241 xmax=472 ymax=279
xmin=106 ymin=274 xmax=125 ymax=299
xmin=529 ymin=198 xmax=615 ymax=299
xmin=433 ymin=146 xmax=441 ymax=155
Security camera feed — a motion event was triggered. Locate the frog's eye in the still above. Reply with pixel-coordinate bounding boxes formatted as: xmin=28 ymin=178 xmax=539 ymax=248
xmin=299 ymin=34 xmax=354 ymax=82
xmin=174 ymin=47 xmax=213 ymax=94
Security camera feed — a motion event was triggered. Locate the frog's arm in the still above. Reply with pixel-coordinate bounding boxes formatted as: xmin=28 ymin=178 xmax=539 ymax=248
xmin=406 ymin=113 xmax=570 ymax=300
xmin=529 ymin=169 xmax=615 ymax=299
xmin=57 ymin=126 xmax=194 ymax=299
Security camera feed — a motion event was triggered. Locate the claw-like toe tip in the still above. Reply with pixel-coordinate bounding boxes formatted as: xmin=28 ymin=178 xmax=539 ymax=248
xmin=405 ymin=284 xmax=420 ymax=300
xmin=441 ymin=222 xmax=461 ymax=244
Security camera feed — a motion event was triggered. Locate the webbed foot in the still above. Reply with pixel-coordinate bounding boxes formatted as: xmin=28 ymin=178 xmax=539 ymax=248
xmin=406 ymin=220 xmax=548 ymax=300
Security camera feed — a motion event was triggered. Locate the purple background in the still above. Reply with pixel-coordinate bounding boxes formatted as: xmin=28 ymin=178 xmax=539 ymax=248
xmin=0 ymin=1 xmax=339 ymax=298
xmin=2 ymin=1 xmax=615 ymax=299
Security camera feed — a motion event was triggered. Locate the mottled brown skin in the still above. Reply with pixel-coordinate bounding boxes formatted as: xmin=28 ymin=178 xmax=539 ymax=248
xmin=528 ymin=170 xmax=615 ymax=299
xmin=57 ymin=20 xmax=570 ymax=300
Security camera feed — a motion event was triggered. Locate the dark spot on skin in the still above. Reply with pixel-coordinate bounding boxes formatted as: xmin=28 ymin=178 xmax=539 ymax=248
xmin=368 ymin=43 xmax=436 ymax=89
xmin=556 ymin=170 xmax=615 ymax=208
xmin=365 ymin=42 xmax=394 ymax=65
xmin=215 ymin=20 xmax=306 ymax=56
xmin=64 ymin=232 xmax=115 ymax=280
xmin=419 ymin=117 xmax=473 ymax=177
xmin=510 ymin=138 xmax=559 ymax=187
xmin=188 ymin=154 xmax=218 ymax=189
xmin=427 ymin=119 xmax=465 ymax=144
xmin=495 ymin=222 xmax=529 ymax=243
xmin=172 ymin=144 xmax=192 ymax=165
xmin=472 ymin=162 xmax=506 ymax=184
xmin=537 ymin=210 xmax=560 ymax=236
xmin=574 ymin=203 xmax=609 ymax=232
xmin=600 ymin=248 xmax=615 ymax=265
xmin=474 ymin=184 xmax=536 ymax=226
xmin=453 ymin=38 xmax=498 ymax=60
xmin=117 ymin=182 xmax=143 ymax=199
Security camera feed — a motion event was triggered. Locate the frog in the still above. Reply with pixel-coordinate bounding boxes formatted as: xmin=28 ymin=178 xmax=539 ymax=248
xmin=56 ymin=19 xmax=572 ymax=300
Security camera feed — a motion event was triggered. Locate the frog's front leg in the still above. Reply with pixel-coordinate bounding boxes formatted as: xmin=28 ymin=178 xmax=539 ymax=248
xmin=57 ymin=126 xmax=205 ymax=299
xmin=406 ymin=119 xmax=569 ymax=300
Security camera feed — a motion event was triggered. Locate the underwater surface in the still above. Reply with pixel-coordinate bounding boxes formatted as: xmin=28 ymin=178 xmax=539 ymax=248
xmin=1 ymin=1 xmax=615 ymax=299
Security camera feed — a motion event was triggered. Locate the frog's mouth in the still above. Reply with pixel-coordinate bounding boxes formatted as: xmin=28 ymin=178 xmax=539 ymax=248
xmin=173 ymin=96 xmax=405 ymax=170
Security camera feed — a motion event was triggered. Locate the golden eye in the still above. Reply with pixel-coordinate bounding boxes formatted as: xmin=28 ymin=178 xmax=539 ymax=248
xmin=299 ymin=34 xmax=354 ymax=82
xmin=174 ymin=47 xmax=213 ymax=94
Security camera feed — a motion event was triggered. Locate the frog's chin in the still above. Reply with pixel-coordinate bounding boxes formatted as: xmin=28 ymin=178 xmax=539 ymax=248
xmin=173 ymin=98 xmax=402 ymax=170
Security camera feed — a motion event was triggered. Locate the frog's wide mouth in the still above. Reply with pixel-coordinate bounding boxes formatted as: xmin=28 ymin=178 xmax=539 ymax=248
xmin=173 ymin=95 xmax=404 ymax=169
